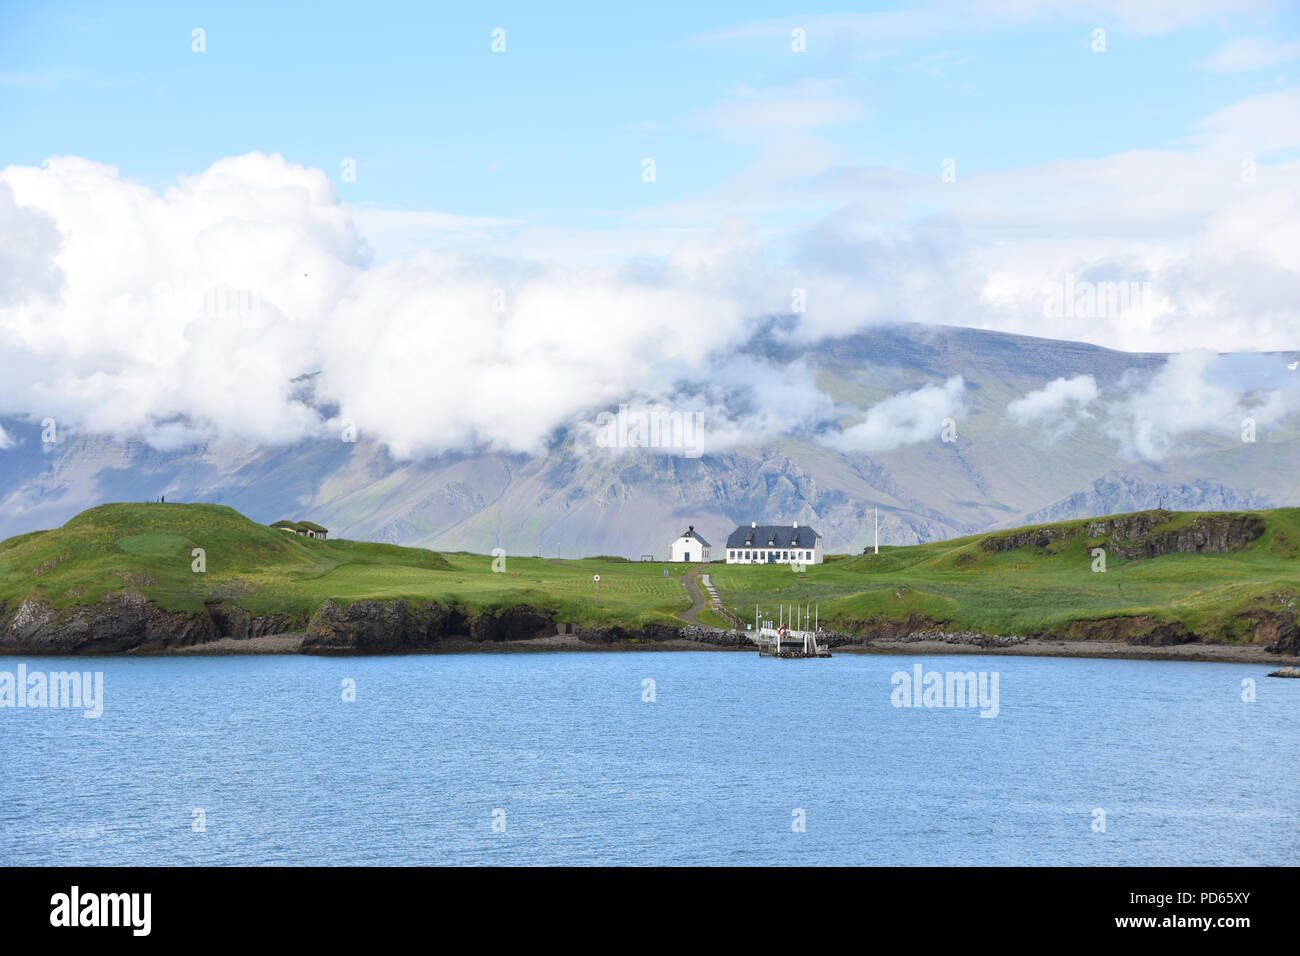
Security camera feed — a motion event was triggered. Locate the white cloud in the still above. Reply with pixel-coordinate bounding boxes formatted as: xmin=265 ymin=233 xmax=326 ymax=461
xmin=702 ymin=80 xmax=864 ymax=134
xmin=0 ymin=153 xmax=758 ymax=458
xmin=0 ymin=181 xmax=62 ymax=305
xmin=349 ymin=207 xmax=523 ymax=261
xmin=314 ymin=257 xmax=746 ymax=458
xmin=0 ymin=153 xmax=364 ymax=448
xmin=2 ymin=82 xmax=1299 ymax=461
xmin=1189 ymin=89 xmax=1300 ymax=155
xmin=1067 ymin=0 xmax=1274 ymax=34
xmin=1007 ymin=375 xmax=1099 ymax=425
xmin=824 ymin=376 xmax=965 ymax=453
xmin=805 ymin=90 xmax=1300 ymax=353
xmin=1105 ymin=350 xmax=1300 ymax=458
xmin=1204 ymin=35 xmax=1300 ymax=72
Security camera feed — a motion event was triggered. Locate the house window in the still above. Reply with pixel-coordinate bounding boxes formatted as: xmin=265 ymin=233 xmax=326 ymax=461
xmin=782 ymin=551 xmax=788 ymax=560
xmin=805 ymin=551 xmax=811 ymax=560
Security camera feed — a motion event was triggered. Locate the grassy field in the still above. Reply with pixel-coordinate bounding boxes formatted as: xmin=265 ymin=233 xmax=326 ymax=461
xmin=711 ymin=509 xmax=1300 ymax=640
xmin=0 ymin=503 xmax=694 ymax=628
xmin=0 ymin=502 xmax=1297 ymax=641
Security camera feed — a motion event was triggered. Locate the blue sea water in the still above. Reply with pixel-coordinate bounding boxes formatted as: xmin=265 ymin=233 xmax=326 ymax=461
xmin=1 ymin=651 xmax=1296 ymax=866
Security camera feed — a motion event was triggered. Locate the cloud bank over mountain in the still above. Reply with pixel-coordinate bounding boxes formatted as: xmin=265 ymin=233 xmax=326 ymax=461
xmin=1 ymin=85 xmax=1298 ymax=464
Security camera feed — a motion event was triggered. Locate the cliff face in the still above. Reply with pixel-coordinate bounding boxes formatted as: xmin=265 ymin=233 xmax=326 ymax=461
xmin=980 ymin=510 xmax=1265 ymax=559
xmin=302 ymin=599 xmax=492 ymax=653
xmin=1 ymin=588 xmax=1295 ymax=655
xmin=1083 ymin=512 xmax=1265 ymax=559
xmin=980 ymin=527 xmax=1074 ymax=553
xmin=298 ymin=601 xmax=745 ymax=652
xmin=0 ymin=594 xmax=564 ymax=655
xmin=0 ymin=591 xmax=754 ymax=655
xmin=1250 ymin=601 xmax=1300 ymax=655
xmin=0 ymin=591 xmax=294 ymax=654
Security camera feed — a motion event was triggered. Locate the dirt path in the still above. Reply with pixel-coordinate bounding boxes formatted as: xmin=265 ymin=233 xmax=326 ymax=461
xmin=682 ymin=567 xmax=746 ymax=628
xmin=680 ymin=565 xmax=708 ymax=623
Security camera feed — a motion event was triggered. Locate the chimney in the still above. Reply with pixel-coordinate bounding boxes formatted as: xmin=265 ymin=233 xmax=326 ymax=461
xmin=751 ymin=521 xmax=756 ymax=528
xmin=793 ymin=521 xmax=798 ymax=529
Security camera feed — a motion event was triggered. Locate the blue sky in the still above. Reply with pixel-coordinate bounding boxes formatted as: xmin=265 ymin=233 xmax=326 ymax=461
xmin=3 ymin=0 xmax=1294 ymax=221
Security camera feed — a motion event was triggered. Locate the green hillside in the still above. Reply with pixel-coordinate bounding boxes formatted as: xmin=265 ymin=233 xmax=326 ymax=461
xmin=0 ymin=502 xmax=689 ymax=629
xmin=0 ymin=502 xmax=1296 ymax=646
xmin=711 ymin=508 xmax=1300 ymax=643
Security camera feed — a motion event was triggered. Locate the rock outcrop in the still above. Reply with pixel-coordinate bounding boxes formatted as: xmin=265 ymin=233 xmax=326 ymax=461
xmin=671 ymin=624 xmax=755 ymax=647
xmin=302 ymin=599 xmax=441 ymax=653
xmin=980 ymin=510 xmax=1266 ymax=560
xmin=469 ymin=605 xmax=556 ymax=643
xmin=300 ymin=599 xmax=562 ymax=653
xmin=1254 ymin=600 xmax=1300 ymax=656
xmin=2 ymin=591 xmax=220 ymax=653
xmin=1084 ymin=512 xmax=1264 ymax=559
xmin=574 ymin=621 xmax=700 ymax=645
xmin=1 ymin=593 xmax=301 ymax=654
xmin=980 ymin=527 xmax=1074 ymax=553
xmin=1057 ymin=614 xmax=1197 ymax=646
xmin=204 ymin=602 xmax=295 ymax=641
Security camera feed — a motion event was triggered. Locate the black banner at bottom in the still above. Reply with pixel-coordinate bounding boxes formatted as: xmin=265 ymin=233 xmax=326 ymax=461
xmin=0 ymin=865 xmax=1286 ymax=942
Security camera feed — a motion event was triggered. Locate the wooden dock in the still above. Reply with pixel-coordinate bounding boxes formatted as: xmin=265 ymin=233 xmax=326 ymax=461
xmin=752 ymin=604 xmax=832 ymax=658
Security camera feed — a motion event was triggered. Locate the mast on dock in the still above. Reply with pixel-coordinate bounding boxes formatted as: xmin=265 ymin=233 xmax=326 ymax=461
xmin=754 ymin=602 xmax=830 ymax=658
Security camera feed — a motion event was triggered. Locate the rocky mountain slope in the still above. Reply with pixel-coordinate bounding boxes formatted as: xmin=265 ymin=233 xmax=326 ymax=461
xmin=0 ymin=324 xmax=1295 ymax=557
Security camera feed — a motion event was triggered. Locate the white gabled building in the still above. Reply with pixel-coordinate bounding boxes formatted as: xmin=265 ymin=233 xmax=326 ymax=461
xmin=724 ymin=521 xmax=823 ymax=565
xmin=668 ymin=525 xmax=711 ymax=562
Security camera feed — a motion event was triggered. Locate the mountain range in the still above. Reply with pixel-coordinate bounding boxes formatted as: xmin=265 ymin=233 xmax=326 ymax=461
xmin=1 ymin=323 xmax=1295 ymax=557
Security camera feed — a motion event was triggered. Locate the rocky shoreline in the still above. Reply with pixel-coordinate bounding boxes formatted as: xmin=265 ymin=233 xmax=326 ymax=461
xmin=2 ymin=593 xmax=1298 ymax=665
xmin=149 ymin=631 xmax=1300 ymax=664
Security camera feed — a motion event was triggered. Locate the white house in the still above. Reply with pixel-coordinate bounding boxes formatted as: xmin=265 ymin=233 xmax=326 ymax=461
xmin=724 ymin=521 xmax=823 ymax=565
xmin=668 ymin=526 xmax=711 ymax=562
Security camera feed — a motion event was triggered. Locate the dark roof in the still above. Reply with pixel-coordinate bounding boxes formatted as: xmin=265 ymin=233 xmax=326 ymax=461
xmin=725 ymin=524 xmax=820 ymax=549
xmin=676 ymin=526 xmax=711 ymax=547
